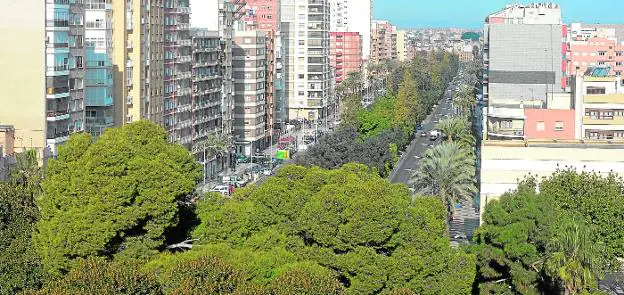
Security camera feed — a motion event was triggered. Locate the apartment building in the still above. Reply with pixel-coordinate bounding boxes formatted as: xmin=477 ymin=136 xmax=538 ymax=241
xmin=568 ymin=23 xmax=624 ymax=77
xmin=0 ymin=0 xmax=79 ymax=158
xmin=84 ymin=0 xmax=114 ymax=137
xmin=232 ymin=31 xmax=268 ymax=156
xmin=329 ymin=32 xmax=362 ymax=84
xmin=573 ymin=68 xmax=624 ymax=140
xmin=162 ymin=1 xmax=193 ymax=148
xmin=329 ymin=0 xmax=372 ymax=61
xmin=371 ymin=20 xmax=397 ymax=64
xmin=396 ymin=29 xmax=407 ymax=61
xmin=191 ymin=29 xmax=225 ymax=178
xmin=483 ymin=3 xmax=567 ymax=140
xmin=282 ymin=0 xmax=332 ymax=122
xmin=244 ymin=0 xmax=286 ymax=140
xmin=480 ymin=140 xmax=624 ymax=212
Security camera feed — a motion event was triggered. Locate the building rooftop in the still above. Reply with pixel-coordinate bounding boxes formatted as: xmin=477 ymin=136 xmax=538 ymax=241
xmin=483 ymin=139 xmax=624 ymax=149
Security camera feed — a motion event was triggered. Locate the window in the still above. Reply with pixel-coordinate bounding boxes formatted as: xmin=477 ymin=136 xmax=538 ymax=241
xmin=598 ymin=51 xmax=606 ymax=56
xmin=298 ymin=91 xmax=305 ymax=96
xmin=615 ymin=110 xmax=624 ymax=117
xmin=586 ymin=86 xmax=606 ymax=94
xmin=501 ymin=120 xmax=512 ymax=129
xmin=617 ymin=51 xmax=623 ymax=56
xmin=536 ymin=121 xmax=545 ymax=131
xmin=298 ymin=74 xmax=305 ymax=79
xmin=617 ymin=62 xmax=623 ymax=66
xmin=298 ymin=40 xmax=305 ymax=45
xmin=554 ymin=121 xmax=564 ymax=131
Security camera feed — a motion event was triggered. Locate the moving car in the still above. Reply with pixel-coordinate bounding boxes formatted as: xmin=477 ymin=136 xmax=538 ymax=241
xmin=429 ymin=130 xmax=440 ymax=141
xmin=209 ymin=185 xmax=230 ymax=196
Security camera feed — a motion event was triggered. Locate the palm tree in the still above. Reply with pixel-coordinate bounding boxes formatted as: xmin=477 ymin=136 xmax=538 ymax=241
xmin=409 ymin=142 xmax=477 ymax=216
xmin=435 ymin=117 xmax=475 ymax=148
xmin=545 ymin=221 xmax=607 ymax=295
xmin=454 ymin=85 xmax=477 ymax=117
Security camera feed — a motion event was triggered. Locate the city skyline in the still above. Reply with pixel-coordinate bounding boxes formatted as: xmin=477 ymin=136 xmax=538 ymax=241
xmin=374 ymin=0 xmax=624 ymax=29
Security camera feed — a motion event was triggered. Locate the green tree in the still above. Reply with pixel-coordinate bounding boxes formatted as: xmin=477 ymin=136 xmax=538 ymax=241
xmin=34 ymin=121 xmax=202 ymax=276
xmin=545 ymin=221 xmax=607 ymax=295
xmin=191 ymin=164 xmax=475 ymax=294
xmin=0 ymin=151 xmax=44 ymax=294
xmin=410 ymin=142 xmax=477 ymax=215
xmin=538 ymin=169 xmax=624 ymax=257
xmin=454 ymin=85 xmax=477 ymax=118
xmin=25 ymin=257 xmax=162 ymax=295
xmin=472 ymin=172 xmax=615 ymax=294
xmin=394 ymin=70 xmax=420 ymax=133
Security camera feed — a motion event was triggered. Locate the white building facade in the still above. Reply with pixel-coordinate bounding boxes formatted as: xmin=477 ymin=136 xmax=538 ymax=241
xmin=329 ymin=0 xmax=372 ymax=61
xmin=282 ymin=0 xmax=331 ymax=122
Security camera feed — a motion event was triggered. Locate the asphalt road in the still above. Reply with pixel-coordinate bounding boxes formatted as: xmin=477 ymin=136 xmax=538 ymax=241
xmin=389 ymin=93 xmax=455 ymax=184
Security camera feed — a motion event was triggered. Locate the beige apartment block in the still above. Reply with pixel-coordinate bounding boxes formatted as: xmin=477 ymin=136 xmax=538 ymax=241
xmin=0 ymin=0 xmax=46 ymax=157
xmin=479 ymin=140 xmax=624 ymax=215
xmin=113 ymin=0 xmax=165 ymax=128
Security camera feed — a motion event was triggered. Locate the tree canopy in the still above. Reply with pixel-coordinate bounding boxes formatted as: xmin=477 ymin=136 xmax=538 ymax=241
xmin=189 ymin=163 xmax=476 ymax=294
xmin=471 ymin=170 xmax=617 ymax=294
xmin=34 ymin=121 xmax=202 ymax=276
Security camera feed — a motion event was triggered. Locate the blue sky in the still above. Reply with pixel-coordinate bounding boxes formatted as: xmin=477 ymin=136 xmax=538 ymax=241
xmin=373 ymin=0 xmax=624 ymax=29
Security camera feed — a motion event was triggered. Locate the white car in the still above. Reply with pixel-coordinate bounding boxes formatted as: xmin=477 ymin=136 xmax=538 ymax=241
xmin=209 ymin=185 xmax=230 ymax=196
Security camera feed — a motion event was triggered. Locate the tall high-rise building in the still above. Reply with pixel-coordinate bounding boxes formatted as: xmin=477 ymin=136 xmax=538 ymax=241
xmin=282 ymin=0 xmax=332 ymax=122
xmin=244 ymin=0 xmax=286 ymax=140
xmin=190 ymin=0 xmax=238 ymax=145
xmin=113 ymin=0 xmax=165 ymax=129
xmin=329 ymin=0 xmax=372 ymax=61
xmin=191 ymin=29 xmax=225 ymax=178
xmin=84 ymin=0 xmax=114 ymax=137
xmin=483 ymin=3 xmax=566 ymax=140
xmin=329 ymin=32 xmax=362 ymax=84
xmin=1 ymin=0 xmax=48 ymax=157
xmin=396 ymin=29 xmax=407 ymax=61
xmin=232 ymin=31 xmax=268 ymax=156
xmin=371 ymin=20 xmax=397 ymax=64
xmin=163 ymin=0 xmax=193 ymax=148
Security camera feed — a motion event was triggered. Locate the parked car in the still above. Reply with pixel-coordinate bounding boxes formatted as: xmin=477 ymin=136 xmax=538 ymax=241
xmin=236 ymin=154 xmax=250 ymax=163
xmin=209 ymin=185 xmax=230 ymax=196
xmin=420 ymin=131 xmax=428 ymax=137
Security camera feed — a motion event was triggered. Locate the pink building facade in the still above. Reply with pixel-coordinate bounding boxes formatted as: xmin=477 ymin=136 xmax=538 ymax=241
xmin=568 ymin=38 xmax=624 ymax=76
xmin=567 ymin=24 xmax=624 ymax=76
xmin=330 ymin=32 xmax=362 ymax=84
xmin=243 ymin=0 xmax=280 ymax=31
xmin=524 ymin=109 xmax=576 ymax=140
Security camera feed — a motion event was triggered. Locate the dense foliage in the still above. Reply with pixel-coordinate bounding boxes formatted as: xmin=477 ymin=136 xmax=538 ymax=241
xmin=0 ymin=151 xmax=44 ymax=294
xmin=34 ymin=121 xmax=202 ymax=276
xmin=471 ymin=170 xmax=620 ymax=294
xmin=297 ymin=51 xmax=459 ymax=176
xmin=188 ymin=163 xmax=476 ymax=294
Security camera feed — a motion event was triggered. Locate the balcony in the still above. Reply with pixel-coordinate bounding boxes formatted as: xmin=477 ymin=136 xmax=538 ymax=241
xmin=46 ymin=111 xmax=71 ymax=122
xmin=487 ymin=106 xmax=525 ymax=120
xmin=176 ymin=88 xmax=191 ymax=96
xmin=179 ymin=39 xmax=192 ymax=46
xmin=86 ymin=116 xmax=114 ymax=126
xmin=47 ymin=131 xmax=70 ymax=144
xmin=487 ymin=128 xmax=525 ymax=139
xmin=583 ymin=116 xmax=624 ymax=126
xmin=46 ymin=87 xmax=70 ymax=99
xmin=175 ymin=55 xmax=192 ymax=63
xmin=584 ymin=93 xmax=624 ymax=104
xmin=175 ymin=71 xmax=192 ymax=79
xmin=193 ymin=113 xmax=220 ymax=125
xmin=46 ymin=65 xmax=70 ymax=76
xmin=85 ymin=96 xmax=113 ymax=107
xmin=192 ymin=74 xmax=220 ymax=82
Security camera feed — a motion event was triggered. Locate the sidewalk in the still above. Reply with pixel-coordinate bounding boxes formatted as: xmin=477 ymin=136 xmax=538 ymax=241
xmin=198 ymin=127 xmax=305 ymax=193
